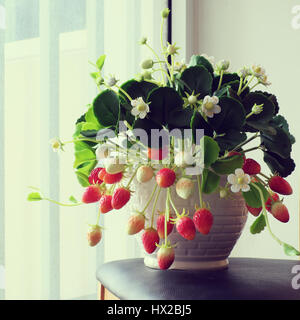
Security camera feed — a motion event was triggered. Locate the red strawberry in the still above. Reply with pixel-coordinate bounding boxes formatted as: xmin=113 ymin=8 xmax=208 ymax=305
xmin=103 ymin=171 xmax=123 ymax=184
xmin=156 ymin=213 xmax=174 ymax=239
xmin=147 ymin=146 xmax=168 ymax=161
xmin=142 ymin=228 xmax=160 ymax=254
xmin=82 ymin=185 xmax=102 ymax=204
xmin=156 ymin=168 xmax=176 ymax=188
xmin=99 ymin=195 xmax=113 ymax=213
xmin=242 ymin=158 xmax=261 ymax=175
xmin=265 ymin=193 xmax=280 ymax=212
xmin=157 ymin=246 xmax=175 ymax=270
xmin=127 ymin=213 xmax=145 ymax=235
xmin=98 ymin=168 xmax=107 ymax=181
xmin=268 ymin=176 xmax=293 ymax=195
xmin=88 ymin=167 xmax=103 ymax=185
xmin=176 ymin=216 xmax=196 ymax=240
xmin=193 ymin=208 xmax=214 ymax=235
xmin=228 ymin=151 xmax=246 ymax=163
xmin=87 ymin=225 xmax=102 ymax=247
xmin=246 ymin=204 xmax=262 ymax=217
xmin=111 ymin=188 xmax=131 ymax=210
xmin=270 ymin=201 xmax=290 ymax=223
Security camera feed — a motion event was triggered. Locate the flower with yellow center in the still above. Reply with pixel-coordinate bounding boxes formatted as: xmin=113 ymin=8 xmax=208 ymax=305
xmin=201 ymin=95 xmax=221 ymax=118
xmin=131 ymin=97 xmax=150 ymax=119
xmin=227 ymin=168 xmax=251 ymax=193
xmin=50 ymin=138 xmax=63 ymax=152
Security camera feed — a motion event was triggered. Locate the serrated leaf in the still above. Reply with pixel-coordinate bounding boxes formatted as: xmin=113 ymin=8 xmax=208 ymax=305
xmin=180 ymin=66 xmax=213 ymax=98
xmin=263 ymin=151 xmax=295 ymax=178
xmin=211 ymin=155 xmax=243 ymax=175
xmin=93 ymin=90 xmax=120 ymax=128
xmin=75 ymin=171 xmax=90 ymax=187
xmin=90 ymin=72 xmax=99 ymax=79
xmin=201 ymin=169 xmax=220 ymax=194
xmin=27 ymin=192 xmax=42 ymax=201
xmin=250 ymin=214 xmax=266 ymax=234
xmin=283 ymin=243 xmax=300 ymax=256
xmin=208 ymin=96 xmax=246 ymax=133
xmin=96 ymin=55 xmax=106 ymax=70
xmin=200 ymin=136 xmax=220 ymax=167
xmin=69 ymin=196 xmax=78 ymax=204
xmin=189 ymin=55 xmax=214 ymax=75
xmin=242 ymin=182 xmax=269 ymax=208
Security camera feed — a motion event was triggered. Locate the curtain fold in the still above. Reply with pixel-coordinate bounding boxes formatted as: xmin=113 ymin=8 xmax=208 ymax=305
xmin=2 ymin=0 xmax=168 ymax=300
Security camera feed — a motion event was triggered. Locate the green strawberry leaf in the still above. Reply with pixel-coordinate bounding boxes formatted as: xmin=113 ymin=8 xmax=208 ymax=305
xmin=96 ymin=54 xmax=106 ymax=70
xmin=27 ymin=192 xmax=43 ymax=201
xmin=180 ymin=66 xmax=213 ymax=98
xmin=269 ymin=115 xmax=295 ymax=145
xmin=75 ymin=171 xmax=91 ymax=187
xmin=207 ymin=96 xmax=246 ymax=133
xmin=215 ymin=130 xmax=247 ymax=153
xmin=283 ymin=243 xmax=300 ymax=256
xmin=242 ymin=182 xmax=269 ymax=208
xmin=189 ymin=55 xmax=214 ymax=75
xmin=119 ymin=80 xmax=158 ymax=103
xmin=200 ymin=136 xmax=220 ymax=167
xmin=93 ymin=90 xmax=120 ymax=128
xmin=250 ymin=214 xmax=266 ymax=234
xmin=69 ymin=196 xmax=78 ymax=204
xmin=263 ymin=151 xmax=296 ymax=178
xmin=210 ymin=155 xmax=243 ymax=175
xmin=201 ymin=169 xmax=220 ymax=194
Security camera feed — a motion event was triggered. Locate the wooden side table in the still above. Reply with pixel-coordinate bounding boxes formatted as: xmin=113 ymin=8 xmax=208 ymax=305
xmin=96 ymin=257 xmax=300 ymax=300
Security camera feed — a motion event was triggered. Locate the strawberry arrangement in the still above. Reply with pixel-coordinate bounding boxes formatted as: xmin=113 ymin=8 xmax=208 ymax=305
xmin=28 ymin=8 xmax=299 ymax=269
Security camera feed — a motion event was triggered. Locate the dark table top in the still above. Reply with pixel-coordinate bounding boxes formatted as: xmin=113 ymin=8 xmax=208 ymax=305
xmin=96 ymin=257 xmax=300 ymax=300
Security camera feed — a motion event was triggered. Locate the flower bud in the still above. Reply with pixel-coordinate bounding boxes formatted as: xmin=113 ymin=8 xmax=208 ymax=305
xmin=141 ymin=59 xmax=154 ymax=70
xmin=161 ymin=8 xmax=170 ymax=19
xmin=217 ymin=59 xmax=230 ymax=71
xmin=142 ymin=71 xmax=153 ymax=80
xmin=107 ymin=76 xmax=118 ymax=87
xmin=140 ymin=37 xmax=147 ymax=45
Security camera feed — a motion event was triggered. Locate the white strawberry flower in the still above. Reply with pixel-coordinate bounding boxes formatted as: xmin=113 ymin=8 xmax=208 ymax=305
xmin=131 ymin=97 xmax=150 ymax=119
xmin=238 ymin=66 xmax=252 ymax=78
xmin=227 ymin=168 xmax=251 ymax=193
xmin=252 ymin=64 xmax=266 ymax=78
xmin=201 ymin=95 xmax=221 ymax=118
xmin=50 ymin=138 xmax=63 ymax=152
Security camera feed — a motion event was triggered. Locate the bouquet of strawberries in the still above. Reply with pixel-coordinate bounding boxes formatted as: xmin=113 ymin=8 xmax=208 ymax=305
xmin=28 ymin=8 xmax=299 ymax=270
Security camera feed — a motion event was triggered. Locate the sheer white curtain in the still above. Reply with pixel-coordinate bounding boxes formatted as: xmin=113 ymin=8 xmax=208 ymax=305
xmin=1 ymin=0 xmax=167 ymax=300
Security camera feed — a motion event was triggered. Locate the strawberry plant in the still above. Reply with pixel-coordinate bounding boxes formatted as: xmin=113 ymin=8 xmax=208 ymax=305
xmin=27 ymin=8 xmax=299 ymax=270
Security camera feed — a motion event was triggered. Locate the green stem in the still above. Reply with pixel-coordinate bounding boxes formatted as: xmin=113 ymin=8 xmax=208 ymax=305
xmin=232 ymin=132 xmax=260 ymax=151
xmin=145 ymin=43 xmax=165 ymax=84
xmin=197 ymin=175 xmax=203 ymax=208
xmin=126 ymin=166 xmax=140 ymax=189
xmin=237 ymin=76 xmax=244 ymax=94
xmin=43 ymin=198 xmax=83 ymax=207
xmin=168 ymin=190 xmax=180 ymax=216
xmin=251 ymin=183 xmax=283 ymax=245
xmin=217 ymin=70 xmax=224 ymax=91
xmin=165 ymin=189 xmax=171 ymax=245
xmin=243 ymin=146 xmax=261 ymax=153
xmin=96 ymin=209 xmax=101 ymax=226
xmin=259 ymin=172 xmax=270 ymax=180
xmin=141 ymin=184 xmax=158 ymax=214
xmin=238 ymin=75 xmax=255 ymax=95
xmin=150 ymin=187 xmax=162 ymax=228
xmin=115 ymin=85 xmax=133 ymax=101
xmin=250 ymin=81 xmax=260 ymax=91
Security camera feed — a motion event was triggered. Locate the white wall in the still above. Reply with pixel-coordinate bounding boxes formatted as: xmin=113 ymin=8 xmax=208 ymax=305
xmin=173 ymin=0 xmax=299 ymax=259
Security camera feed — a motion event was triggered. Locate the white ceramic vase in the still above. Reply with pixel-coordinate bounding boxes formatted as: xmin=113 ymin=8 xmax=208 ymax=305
xmin=131 ymin=175 xmax=248 ymax=271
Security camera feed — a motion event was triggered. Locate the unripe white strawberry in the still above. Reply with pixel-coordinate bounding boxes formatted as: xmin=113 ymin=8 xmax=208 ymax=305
xmin=174 ymin=151 xmax=194 ymax=168
xmin=136 ymin=166 xmax=154 ymax=183
xmin=157 ymin=245 xmax=175 ymax=270
xmin=87 ymin=225 xmax=102 ymax=247
xmin=175 ymin=177 xmax=194 ymax=199
xmin=104 ymin=158 xmax=125 ymax=174
xmin=127 ymin=213 xmax=145 ymax=235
